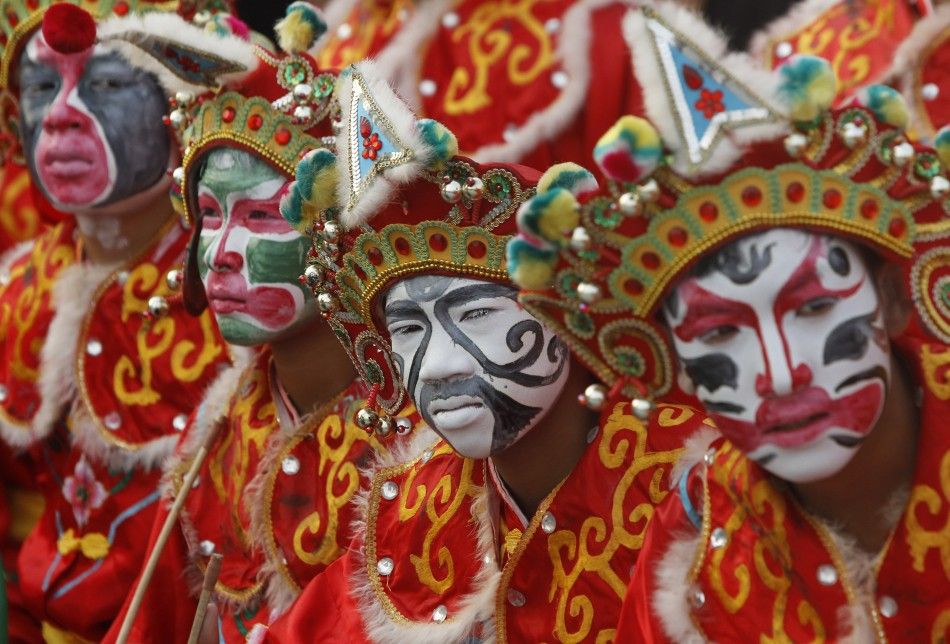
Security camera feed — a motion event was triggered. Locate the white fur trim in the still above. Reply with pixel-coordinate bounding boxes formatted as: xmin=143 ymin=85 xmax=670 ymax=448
xmin=336 ymin=61 xmax=429 ymax=228
xmin=669 ymin=426 xmax=719 ymax=492
xmin=651 ymin=530 xmax=705 ymax=643
xmin=889 ymin=4 xmax=950 ymax=138
xmin=96 ymin=13 xmax=259 ymax=97
xmin=624 ymin=2 xmax=788 ymax=177
xmin=748 ymin=0 xmax=843 ymax=61
xmin=310 ymin=0 xmax=359 ymax=53
xmin=349 ymin=451 xmax=500 ymax=642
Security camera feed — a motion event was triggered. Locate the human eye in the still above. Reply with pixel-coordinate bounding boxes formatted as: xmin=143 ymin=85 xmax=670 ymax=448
xmin=796 ymin=296 xmax=836 ymax=317
xmin=459 ymin=306 xmax=495 ymax=322
xmin=389 ymin=321 xmax=424 ymax=338
xmin=248 ymin=208 xmax=276 ymax=221
xmin=697 ymin=325 xmax=739 ymax=344
xmin=199 ymin=204 xmax=223 ymax=230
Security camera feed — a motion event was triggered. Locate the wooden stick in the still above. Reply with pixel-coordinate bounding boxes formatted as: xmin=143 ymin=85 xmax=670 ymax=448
xmin=115 ymin=439 xmax=216 ymax=644
xmin=187 ymin=553 xmax=223 ymax=644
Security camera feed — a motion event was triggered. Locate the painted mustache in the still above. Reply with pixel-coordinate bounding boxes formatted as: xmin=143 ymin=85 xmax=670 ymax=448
xmin=418 ymin=375 xmax=540 ymax=453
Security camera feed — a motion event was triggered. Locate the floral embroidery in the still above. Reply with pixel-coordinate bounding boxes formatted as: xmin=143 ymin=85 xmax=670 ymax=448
xmin=62 ymin=456 xmax=108 ymax=528
xmin=695 ymin=88 xmax=725 ymax=118
xmin=361 ymin=117 xmax=382 ymax=160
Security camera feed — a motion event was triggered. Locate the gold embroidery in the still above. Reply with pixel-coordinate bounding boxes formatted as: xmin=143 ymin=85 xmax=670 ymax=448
xmin=0 ymin=167 xmax=39 ymax=246
xmin=315 ymin=0 xmax=411 ymax=70
xmin=442 ymin=0 xmax=556 ymax=116
xmin=922 ymin=345 xmax=950 ymax=401
xmin=932 ymin=608 xmax=950 ymax=643
xmin=905 ymin=450 xmax=950 ymax=577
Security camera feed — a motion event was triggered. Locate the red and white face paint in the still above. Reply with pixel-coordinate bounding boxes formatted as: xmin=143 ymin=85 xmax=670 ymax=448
xmin=664 ymin=229 xmax=890 ymax=483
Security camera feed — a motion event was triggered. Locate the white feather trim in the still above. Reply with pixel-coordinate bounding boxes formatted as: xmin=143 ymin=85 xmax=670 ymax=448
xmin=96 ymin=13 xmax=259 ymax=97
xmin=335 ymin=60 xmax=429 ymax=228
xmin=669 ymin=426 xmax=719 ymax=492
xmin=889 ymin=4 xmax=950 ymax=138
xmin=651 ymin=530 xmax=705 ymax=643
xmin=624 ymin=2 xmax=788 ymax=177
xmin=747 ymin=0 xmax=843 ymax=61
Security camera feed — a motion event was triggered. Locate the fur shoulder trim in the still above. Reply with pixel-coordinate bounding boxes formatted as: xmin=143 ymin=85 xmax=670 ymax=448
xmin=889 ymin=4 xmax=950 ymax=137
xmin=651 ymin=530 xmax=705 ymax=643
xmin=747 ymin=0 xmax=843 ymax=61
xmin=669 ymin=426 xmax=719 ymax=492
xmin=97 ymin=12 xmax=259 ymax=97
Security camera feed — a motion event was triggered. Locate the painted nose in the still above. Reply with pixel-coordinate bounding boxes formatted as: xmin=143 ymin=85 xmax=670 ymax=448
xmin=42 ymin=91 xmax=85 ymax=132
xmin=417 ymin=321 xmax=474 ymax=385
xmin=756 ymin=321 xmax=813 ymax=396
xmin=209 ymin=224 xmax=244 ymax=272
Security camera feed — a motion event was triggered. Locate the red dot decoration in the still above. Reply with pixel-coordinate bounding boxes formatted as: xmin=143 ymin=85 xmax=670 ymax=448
xmin=113 ymin=1 xmax=129 ymax=15
xmin=699 ymin=202 xmax=718 ymax=222
xmin=785 ymin=181 xmax=805 ymax=203
xmin=741 ymin=186 xmax=762 ymax=207
xmin=353 ymin=264 xmax=367 ymax=281
xmin=624 ymin=279 xmax=643 ymax=295
xmin=822 ymin=189 xmax=842 ymax=209
xmin=367 ymin=247 xmax=383 ymax=266
xmin=274 ymin=127 xmax=291 ymax=145
xmin=222 ymin=107 xmax=236 ymax=123
xmin=428 ymin=234 xmax=448 ymax=252
xmin=667 ymin=227 xmax=688 ymax=247
xmin=642 ymin=252 xmax=660 ymax=270
xmin=247 ymin=114 xmax=264 ymax=131
xmin=888 ymin=218 xmax=906 ymax=238
xmin=7 ymin=11 xmax=18 ymax=27
xmin=468 ymin=240 xmax=487 ymax=259
xmin=394 ymin=237 xmax=411 ymax=256
xmin=42 ymin=4 xmax=96 ymax=54
xmin=860 ymin=199 xmax=879 ymax=219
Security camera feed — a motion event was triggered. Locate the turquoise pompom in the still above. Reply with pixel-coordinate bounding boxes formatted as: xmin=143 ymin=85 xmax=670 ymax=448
xmin=858 ymin=85 xmax=909 ymax=129
xmin=538 ymin=162 xmax=599 ymax=197
xmin=592 ymin=116 xmax=662 ymax=183
xmin=776 ymin=55 xmax=836 ymax=122
xmin=417 ymin=118 xmax=459 ymax=168
xmin=280 ymin=148 xmax=338 ymax=232
xmin=937 ymin=126 xmax=950 ymax=170
xmin=516 ymin=188 xmax=579 ymax=247
xmin=507 ymin=237 xmax=558 ymax=290
xmin=276 ymin=1 xmax=327 ymax=54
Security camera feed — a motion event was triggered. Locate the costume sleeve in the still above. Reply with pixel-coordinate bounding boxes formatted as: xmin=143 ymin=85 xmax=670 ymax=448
xmin=101 ymin=501 xmax=197 ymax=644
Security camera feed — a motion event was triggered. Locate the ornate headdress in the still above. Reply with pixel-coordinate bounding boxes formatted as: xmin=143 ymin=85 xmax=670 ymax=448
xmin=507 ymin=2 xmax=950 ymax=411
xmin=0 ymin=0 xmax=258 ymax=161
xmin=280 ymin=61 xmax=538 ymax=432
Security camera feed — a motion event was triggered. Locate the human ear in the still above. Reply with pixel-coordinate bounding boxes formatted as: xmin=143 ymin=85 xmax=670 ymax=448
xmin=874 ymin=262 xmax=912 ymax=339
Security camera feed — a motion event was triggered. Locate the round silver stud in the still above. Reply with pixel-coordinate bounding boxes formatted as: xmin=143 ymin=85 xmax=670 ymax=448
xmin=688 ymin=585 xmax=706 ymax=609
xmin=440 ymin=179 xmax=462 ymax=203
xmin=336 ymin=23 xmax=353 ymax=38
xmin=839 ymin=121 xmax=867 ymax=148
xmin=462 ymin=177 xmax=484 ymax=201
xmin=172 ymin=166 xmax=185 ymax=187
xmin=581 ymin=384 xmax=607 ymax=411
xmin=394 ymin=417 xmax=412 ymax=434
xmin=544 ymin=17 xmax=561 ymax=33
xmin=116 ymin=270 xmax=130 ymax=286
xmin=441 ymin=11 xmax=460 ymax=28
xmin=930 ymin=175 xmax=950 ymax=199
xmin=381 ymin=480 xmax=399 ymax=501
xmin=304 ymin=264 xmax=324 ymax=288
xmin=377 ymin=556 xmax=394 ymax=576
xmin=282 ymin=455 xmax=301 ymax=475
xmin=710 ymin=527 xmax=729 ymax=549
xmin=172 ymin=414 xmax=188 ymax=432
xmin=421 ymin=449 xmax=433 ymax=463
xmin=168 ymin=109 xmax=186 ymax=129
xmin=631 ymin=397 xmax=654 ymax=421
xmin=892 ymin=141 xmax=915 ymax=167
xmin=104 ymin=412 xmax=122 ymax=431
xmin=165 ymin=269 xmax=183 ymax=291
xmin=618 ymin=191 xmax=642 ymax=216
xmin=322 ymin=221 xmax=341 ymax=241
xmin=147 ymin=295 xmax=169 ymax=318
xmin=432 ymin=605 xmax=448 ymax=623
xmin=569 ymin=226 xmax=591 ymax=252
xmin=816 ymin=564 xmax=837 ymax=586
xmin=376 ymin=415 xmax=394 ymax=437
xmin=541 ymin=512 xmax=556 ymax=534
xmin=356 ymin=408 xmax=379 ymax=431
xmin=86 ymin=339 xmax=103 ymax=356
xmin=316 ymin=292 xmax=340 ymax=315
xmin=774 ymin=41 xmax=793 ymax=58
xmin=0 ymin=270 xmax=9 ymax=286
xmin=638 ymin=178 xmax=660 ymax=203
xmin=507 ymin=588 xmax=526 ymax=607
xmin=0 ymin=384 xmax=8 ymax=403
xmin=419 ymin=79 xmax=438 ymax=97
xmin=878 ymin=595 xmax=898 ymax=618
xmin=551 ymin=70 xmax=568 ymax=89
xmin=923 ymin=82 xmax=940 ymax=101
xmin=576 ymin=281 xmax=602 ymax=304
xmin=293 ymin=105 xmax=313 ymax=123
xmin=199 ymin=539 xmax=215 ymax=556
xmin=703 ymin=447 xmax=717 ymax=466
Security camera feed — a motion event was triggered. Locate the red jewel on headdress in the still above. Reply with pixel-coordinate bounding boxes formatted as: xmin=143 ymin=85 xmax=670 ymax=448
xmin=42 ymin=4 xmax=96 ymax=54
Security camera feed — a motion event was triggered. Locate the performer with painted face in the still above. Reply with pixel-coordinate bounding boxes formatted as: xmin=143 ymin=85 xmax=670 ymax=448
xmin=252 ymin=61 xmax=709 ymax=644
xmin=506 ymin=4 xmax=950 ymax=640
xmin=0 ymin=1 xmax=253 ymax=640
xmin=105 ymin=7 xmax=404 ymax=642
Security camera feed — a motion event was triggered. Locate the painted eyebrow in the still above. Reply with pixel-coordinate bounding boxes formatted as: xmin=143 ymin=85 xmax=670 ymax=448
xmin=384 ymin=299 xmax=425 ymax=320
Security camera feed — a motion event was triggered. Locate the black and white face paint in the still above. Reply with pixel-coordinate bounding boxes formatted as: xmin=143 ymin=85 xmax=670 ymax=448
xmin=384 ymin=276 xmax=570 ymax=458
xmin=664 ymin=229 xmax=891 ymax=483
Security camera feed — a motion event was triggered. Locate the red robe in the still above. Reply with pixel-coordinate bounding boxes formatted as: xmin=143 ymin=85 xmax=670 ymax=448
xmin=104 ymin=347 xmax=390 ymax=643
xmin=259 ymin=401 xmax=711 ymax=643
xmin=618 ymin=338 xmax=950 ymax=642
xmin=0 ymin=218 xmax=229 ymax=642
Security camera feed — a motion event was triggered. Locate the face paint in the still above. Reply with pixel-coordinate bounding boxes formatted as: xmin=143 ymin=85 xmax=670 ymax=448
xmin=384 ymin=276 xmax=570 ymax=458
xmin=196 ymin=148 xmax=315 ymax=346
xmin=17 ymin=31 xmax=170 ymax=208
xmin=665 ymin=229 xmax=890 ymax=483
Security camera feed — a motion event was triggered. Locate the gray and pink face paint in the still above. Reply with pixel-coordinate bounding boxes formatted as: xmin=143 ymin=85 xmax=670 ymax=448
xmin=196 ymin=148 xmax=316 ymax=347
xmin=664 ymin=229 xmax=891 ymax=483
xmin=385 ymin=276 xmax=570 ymax=459
xmin=17 ymin=30 xmax=170 ymax=209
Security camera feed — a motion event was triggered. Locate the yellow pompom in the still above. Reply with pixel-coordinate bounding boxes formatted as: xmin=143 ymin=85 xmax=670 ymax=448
xmin=275 ymin=2 xmax=326 ymax=54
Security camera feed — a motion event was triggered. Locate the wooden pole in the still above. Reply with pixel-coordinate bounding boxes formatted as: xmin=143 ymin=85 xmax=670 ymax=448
xmin=187 ymin=553 xmax=223 ymax=644
xmin=115 ymin=436 xmax=216 ymax=644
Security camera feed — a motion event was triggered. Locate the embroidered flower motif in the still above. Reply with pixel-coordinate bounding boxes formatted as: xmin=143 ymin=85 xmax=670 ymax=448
xmin=62 ymin=456 xmax=108 ymax=529
xmin=695 ymin=88 xmax=725 ymax=119
xmin=360 ymin=116 xmax=383 ymax=160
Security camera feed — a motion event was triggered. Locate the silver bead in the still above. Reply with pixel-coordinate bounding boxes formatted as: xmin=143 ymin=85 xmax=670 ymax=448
xmin=618 ymin=191 xmax=642 ymax=216
xmin=431 ymin=605 xmax=448 ymax=623
xmin=441 ymin=11 xmax=459 ymax=28
xmin=316 ymin=292 xmax=339 ymax=314
xmin=355 ymin=408 xmax=379 ymax=430
xmin=569 ymin=227 xmax=591 ymax=252
xmin=878 ymin=595 xmax=898 ymax=618
xmin=816 ymin=564 xmax=838 ymax=586
xmin=336 ymin=23 xmax=352 ymax=38
xmin=86 ymin=339 xmax=103 ymax=356
xmin=631 ymin=397 xmax=654 ymax=420
xmin=322 ymin=221 xmax=341 ymax=241
xmin=839 ymin=121 xmax=867 ymax=148
xmin=377 ymin=557 xmax=394 ymax=576
xmin=381 ymin=480 xmax=399 ymax=501
xmin=168 ymin=108 xmax=186 ymax=129
xmin=172 ymin=166 xmax=185 ymax=187
xmin=784 ymin=132 xmax=808 ymax=157
xmin=104 ymin=412 xmax=122 ymax=431
xmin=688 ymin=585 xmax=706 ymax=609
xmin=774 ymin=41 xmax=793 ymax=58
xmin=147 ymin=295 xmax=170 ymax=318
xmin=462 ymin=177 xmax=484 ymax=200
xmin=175 ymin=91 xmax=194 ymax=105
xmin=550 ymin=70 xmax=568 ymax=89
xmin=923 ymin=83 xmax=940 ymax=101
xmin=576 ymin=281 xmax=602 ymax=304
xmin=293 ymin=105 xmax=313 ymax=123
xmin=292 ymin=83 xmax=313 ymax=103
xmin=172 ymin=414 xmax=188 ymax=432
xmin=638 ymin=179 xmax=660 ymax=203
xmin=376 ymin=415 xmax=394 ymax=437
xmin=582 ymin=384 xmax=607 ymax=411
xmin=440 ymin=179 xmax=462 ymax=204
xmin=703 ymin=447 xmax=717 ymax=466
xmin=507 ymin=589 xmax=526 ymax=607
xmin=419 ymin=79 xmax=437 ymax=97
xmin=710 ymin=527 xmax=729 ymax=549
xmin=282 ymin=455 xmax=301 ymax=475
xmin=892 ymin=141 xmax=915 ymax=167
xmin=304 ymin=264 xmax=324 ymax=287
xmin=930 ymin=175 xmax=950 ymax=200
xmin=199 ymin=539 xmax=215 ymax=556
xmin=544 ymin=17 xmax=561 ymax=33
xmin=541 ymin=512 xmax=556 ymax=534
xmin=165 ymin=269 xmax=183 ymax=291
